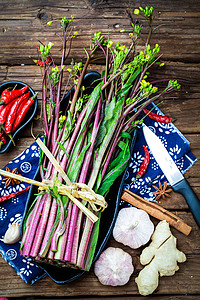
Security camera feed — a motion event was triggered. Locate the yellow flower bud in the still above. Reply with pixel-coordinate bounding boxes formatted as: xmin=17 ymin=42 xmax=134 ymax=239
xmin=134 ymin=9 xmax=140 ymax=15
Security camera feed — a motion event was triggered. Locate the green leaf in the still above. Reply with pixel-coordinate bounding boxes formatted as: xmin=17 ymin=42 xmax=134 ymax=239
xmin=97 ymin=139 xmax=130 ymax=196
xmin=57 ymin=141 xmax=69 ymax=159
xmin=80 ymin=83 xmax=102 ymax=133
xmin=89 ymin=98 xmax=122 ymax=188
xmin=96 ymin=97 xmax=121 ymax=147
xmin=120 ymin=132 xmax=132 ymax=139
xmin=94 ymin=166 xmax=103 ymax=192
xmin=62 ymin=111 xmax=74 ymax=141
xmin=118 ymin=81 xmax=133 ymax=99
xmin=68 ymin=142 xmax=91 ymax=182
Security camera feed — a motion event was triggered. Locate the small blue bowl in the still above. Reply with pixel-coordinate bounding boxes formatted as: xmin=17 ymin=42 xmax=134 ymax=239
xmin=0 ymin=81 xmax=37 ymax=153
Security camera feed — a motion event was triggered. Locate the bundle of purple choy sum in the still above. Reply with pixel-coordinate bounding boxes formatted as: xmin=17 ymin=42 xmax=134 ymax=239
xmin=20 ymin=8 xmax=181 ymax=271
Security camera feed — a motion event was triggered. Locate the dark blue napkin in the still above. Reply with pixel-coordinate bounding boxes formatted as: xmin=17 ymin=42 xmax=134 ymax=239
xmin=0 ymin=140 xmax=45 ymax=284
xmin=121 ymin=103 xmax=197 ymax=205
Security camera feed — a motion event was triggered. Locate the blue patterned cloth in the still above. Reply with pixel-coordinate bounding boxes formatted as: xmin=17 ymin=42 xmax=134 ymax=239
xmin=0 ymin=140 xmax=45 ymax=284
xmin=121 ymin=103 xmax=197 ymax=206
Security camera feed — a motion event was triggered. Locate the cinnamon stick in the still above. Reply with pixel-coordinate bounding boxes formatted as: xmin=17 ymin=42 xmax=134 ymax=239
xmin=122 ymin=189 xmax=192 ymax=236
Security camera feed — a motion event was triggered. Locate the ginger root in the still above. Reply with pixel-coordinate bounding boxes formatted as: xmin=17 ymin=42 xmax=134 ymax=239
xmin=135 ymin=220 xmax=186 ymax=296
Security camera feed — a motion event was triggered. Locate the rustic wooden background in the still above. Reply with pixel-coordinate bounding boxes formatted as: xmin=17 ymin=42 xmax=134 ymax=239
xmin=0 ymin=0 xmax=200 ymax=299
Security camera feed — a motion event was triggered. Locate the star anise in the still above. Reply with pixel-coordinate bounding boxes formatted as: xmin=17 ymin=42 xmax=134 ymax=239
xmin=3 ymin=167 xmax=21 ymax=187
xmin=152 ymin=181 xmax=173 ymax=201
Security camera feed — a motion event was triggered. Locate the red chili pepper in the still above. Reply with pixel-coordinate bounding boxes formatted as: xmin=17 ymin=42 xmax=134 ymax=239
xmin=0 ymin=86 xmax=28 ymax=106
xmin=0 ymin=132 xmax=7 ymax=149
xmin=0 ymin=103 xmax=5 ymax=114
xmin=143 ymin=108 xmax=172 ymax=124
xmin=4 ymin=91 xmax=30 ymax=133
xmin=0 ymin=100 xmax=15 ymax=126
xmin=136 ymin=145 xmax=150 ymax=179
xmin=0 ymin=186 xmax=30 ymax=203
xmin=12 ymin=97 xmax=35 ymax=132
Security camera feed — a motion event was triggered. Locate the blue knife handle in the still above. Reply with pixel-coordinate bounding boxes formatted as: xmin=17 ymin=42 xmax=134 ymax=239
xmin=173 ymin=178 xmax=200 ymax=227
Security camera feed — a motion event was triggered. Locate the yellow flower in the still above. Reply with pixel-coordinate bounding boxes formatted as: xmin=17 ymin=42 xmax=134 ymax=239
xmin=59 ymin=115 xmax=66 ymax=123
xmin=129 ymin=32 xmax=133 ymax=38
xmin=118 ymin=45 xmax=125 ymax=51
xmin=107 ymin=40 xmax=113 ymax=48
xmin=134 ymin=9 xmax=140 ymax=15
xmin=71 ymin=31 xmax=78 ymax=38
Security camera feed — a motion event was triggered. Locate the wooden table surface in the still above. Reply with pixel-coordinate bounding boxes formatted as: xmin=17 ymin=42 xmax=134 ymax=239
xmin=0 ymin=0 xmax=200 ymax=299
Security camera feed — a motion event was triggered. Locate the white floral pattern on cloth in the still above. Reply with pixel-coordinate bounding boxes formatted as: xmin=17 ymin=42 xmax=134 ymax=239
xmin=0 ymin=140 xmax=45 ymax=284
xmin=121 ymin=103 xmax=197 ymax=206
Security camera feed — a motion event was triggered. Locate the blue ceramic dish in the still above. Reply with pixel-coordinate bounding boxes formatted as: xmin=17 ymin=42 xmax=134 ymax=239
xmin=21 ymin=72 xmax=137 ymax=284
xmin=0 ymin=81 xmax=37 ymax=154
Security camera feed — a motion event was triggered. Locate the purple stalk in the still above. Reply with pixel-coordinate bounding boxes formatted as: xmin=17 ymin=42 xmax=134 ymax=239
xmin=52 ymin=31 xmax=67 ymax=146
xmin=123 ymin=87 xmax=174 ymax=132
xmin=54 ymin=201 xmax=73 ymax=260
xmin=20 ymin=209 xmax=34 ymax=254
xmin=59 ymin=102 xmax=90 ymax=176
xmin=47 ymin=249 xmax=54 ymax=259
xmin=50 ymin=198 xmax=65 ymax=251
xmin=65 ymin=109 xmax=94 ymax=175
xmin=45 ymin=125 xmax=66 ymax=179
xmin=76 ymin=217 xmax=93 ymax=269
xmin=70 ymin=208 xmax=84 ymax=264
xmin=66 ymin=100 xmax=91 ymax=155
xmin=65 ymin=99 xmax=102 ymax=264
xmin=22 ymin=195 xmax=45 ymax=256
xmin=64 ymin=203 xmax=79 ymax=261
xmin=42 ymin=71 xmax=48 ymax=136
xmin=30 ymin=194 xmax=52 ymax=257
xmin=69 ymin=54 xmax=91 ymax=114
xmin=79 ymin=97 xmax=102 ymax=183
xmin=39 ymin=198 xmax=57 ymax=257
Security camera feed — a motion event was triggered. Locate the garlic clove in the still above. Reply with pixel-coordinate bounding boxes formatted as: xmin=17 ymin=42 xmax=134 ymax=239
xmin=113 ymin=207 xmax=154 ymax=249
xmin=2 ymin=223 xmax=21 ymax=244
xmin=94 ymin=247 xmax=134 ymax=286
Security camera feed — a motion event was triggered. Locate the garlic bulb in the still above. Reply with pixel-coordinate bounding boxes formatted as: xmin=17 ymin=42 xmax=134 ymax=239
xmin=113 ymin=207 xmax=154 ymax=249
xmin=94 ymin=247 xmax=134 ymax=286
xmin=1 ymin=223 xmax=21 ymax=244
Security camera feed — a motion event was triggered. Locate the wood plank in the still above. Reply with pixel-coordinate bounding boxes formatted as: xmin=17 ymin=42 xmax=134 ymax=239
xmin=11 ymin=297 xmax=200 ymax=300
xmin=0 ymin=1 xmax=199 ymax=64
